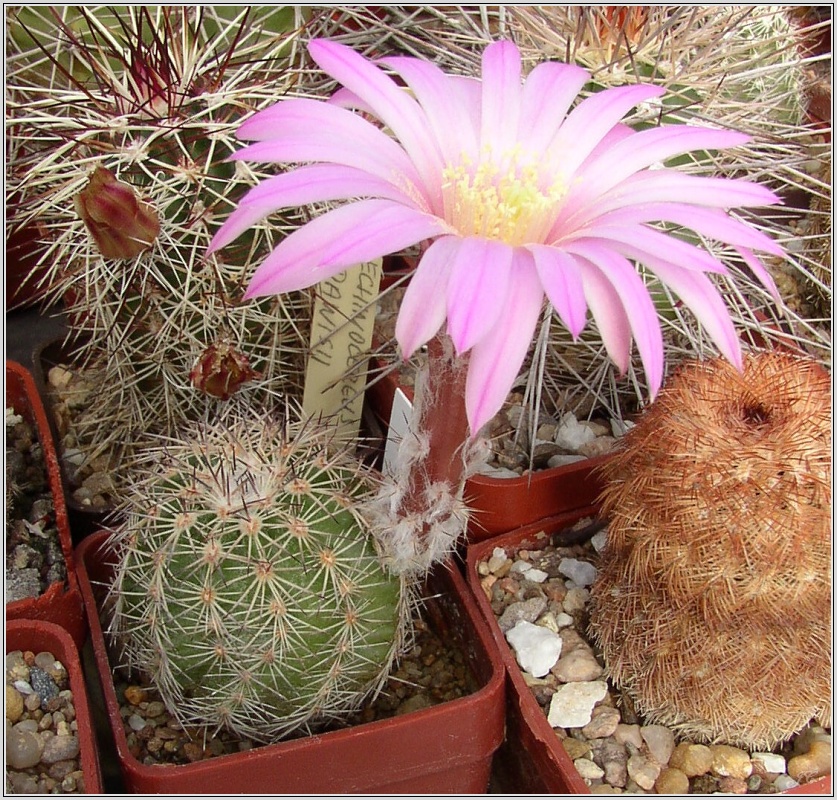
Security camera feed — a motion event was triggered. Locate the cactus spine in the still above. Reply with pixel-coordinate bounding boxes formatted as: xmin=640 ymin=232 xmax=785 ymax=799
xmin=6 ymin=7 xmax=316 ymax=499
xmin=109 ymin=411 xmax=411 ymax=742
xmin=588 ymin=351 xmax=831 ymax=749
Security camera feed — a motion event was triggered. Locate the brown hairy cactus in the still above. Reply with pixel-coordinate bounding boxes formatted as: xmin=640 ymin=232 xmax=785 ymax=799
xmin=588 ymin=351 xmax=831 ymax=750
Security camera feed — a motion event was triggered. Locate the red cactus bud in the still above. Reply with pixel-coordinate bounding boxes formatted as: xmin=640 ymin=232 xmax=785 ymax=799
xmin=189 ymin=342 xmax=260 ymax=400
xmin=74 ymin=166 xmax=159 ymax=259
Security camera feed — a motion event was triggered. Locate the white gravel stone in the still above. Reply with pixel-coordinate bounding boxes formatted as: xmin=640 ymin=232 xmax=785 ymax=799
xmin=641 ymin=724 xmax=676 ymax=766
xmin=590 ymin=528 xmax=608 ymax=553
xmin=628 ymin=753 xmax=662 ymax=790
xmin=773 ymin=774 xmax=800 ymax=792
xmin=555 ymin=413 xmax=597 ymax=451
xmin=547 ymin=681 xmax=608 ymax=728
xmin=751 ymin=752 xmax=787 ymax=774
xmin=486 ymin=549 xmax=510 ymax=573
xmin=555 ymin=612 xmax=575 ymax=628
xmin=611 ymin=418 xmax=635 ymax=438
xmin=510 ymin=561 xmax=549 ymax=582
xmin=128 ymin=713 xmax=147 ymax=731
xmin=575 ymin=757 xmax=606 ymax=781
xmin=506 ymin=621 xmax=563 ymax=678
xmin=558 ymin=558 xmax=597 ymax=587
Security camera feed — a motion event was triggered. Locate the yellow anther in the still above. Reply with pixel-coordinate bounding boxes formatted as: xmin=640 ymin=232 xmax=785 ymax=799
xmin=441 ymin=149 xmax=565 ymax=245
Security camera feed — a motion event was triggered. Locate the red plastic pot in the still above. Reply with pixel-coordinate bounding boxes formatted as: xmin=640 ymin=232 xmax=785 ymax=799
xmin=6 ymin=619 xmax=103 ymax=793
xmin=5 ymin=360 xmax=87 ymax=647
xmin=75 ymin=529 xmax=505 ymax=794
xmin=464 ymin=454 xmax=612 ymax=539
xmin=466 ymin=510 xmax=833 ymax=795
xmin=365 ymin=353 xmax=614 ymax=542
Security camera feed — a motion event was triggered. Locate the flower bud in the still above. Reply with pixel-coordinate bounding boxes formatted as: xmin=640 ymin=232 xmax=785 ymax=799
xmin=74 ymin=166 xmax=159 ymax=259
xmin=189 ymin=342 xmax=260 ymax=400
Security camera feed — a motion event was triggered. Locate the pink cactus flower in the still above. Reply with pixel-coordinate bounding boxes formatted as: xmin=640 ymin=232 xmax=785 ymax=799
xmin=208 ymin=39 xmax=782 ymax=434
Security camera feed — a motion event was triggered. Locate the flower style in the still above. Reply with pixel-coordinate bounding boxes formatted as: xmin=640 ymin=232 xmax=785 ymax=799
xmin=208 ymin=39 xmax=782 ymax=434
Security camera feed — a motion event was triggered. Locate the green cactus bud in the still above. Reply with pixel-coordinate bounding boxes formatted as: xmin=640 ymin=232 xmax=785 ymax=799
xmin=109 ymin=412 xmax=412 ymax=742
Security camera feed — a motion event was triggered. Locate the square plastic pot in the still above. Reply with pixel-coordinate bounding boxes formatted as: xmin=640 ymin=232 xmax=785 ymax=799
xmin=6 ymin=360 xmax=87 ymax=647
xmin=364 ymin=352 xmax=613 ymax=543
xmin=6 ymin=618 xmax=103 ymax=793
xmin=466 ymin=509 xmax=833 ymax=795
xmin=75 ymin=529 xmax=505 ymax=794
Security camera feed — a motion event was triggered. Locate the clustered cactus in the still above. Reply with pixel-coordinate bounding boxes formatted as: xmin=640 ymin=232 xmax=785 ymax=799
xmin=589 ymin=350 xmax=831 ymax=749
xmin=6 ymin=7 xmax=317 ymax=498
xmin=109 ymin=411 xmax=412 ymax=742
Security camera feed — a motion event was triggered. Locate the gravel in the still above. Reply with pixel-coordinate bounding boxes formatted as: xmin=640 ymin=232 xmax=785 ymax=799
xmin=5 ymin=649 xmax=85 ymax=794
xmin=477 ymin=518 xmax=832 ymax=794
xmin=109 ymin=605 xmax=478 ymax=767
xmin=5 ymin=407 xmax=67 ymax=604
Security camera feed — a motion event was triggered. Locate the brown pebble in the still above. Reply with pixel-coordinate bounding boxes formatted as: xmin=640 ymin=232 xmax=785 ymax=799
xmin=717 ymin=775 xmax=749 ymax=794
xmin=670 ymin=741 xmax=713 ymax=777
xmin=709 ymin=744 xmax=752 ymax=780
xmin=6 ymin=685 xmax=24 ymax=723
xmin=124 ymin=685 xmax=148 ymax=705
xmin=181 ymin=741 xmax=205 ymax=762
xmin=788 ymin=740 xmax=831 ymax=783
xmin=655 ymin=766 xmax=690 ymax=794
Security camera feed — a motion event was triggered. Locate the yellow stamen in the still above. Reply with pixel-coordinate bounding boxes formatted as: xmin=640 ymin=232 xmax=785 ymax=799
xmin=441 ymin=148 xmax=565 ymax=246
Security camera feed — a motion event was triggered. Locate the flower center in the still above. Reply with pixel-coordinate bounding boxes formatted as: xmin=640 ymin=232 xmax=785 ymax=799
xmin=441 ymin=148 xmax=565 ymax=246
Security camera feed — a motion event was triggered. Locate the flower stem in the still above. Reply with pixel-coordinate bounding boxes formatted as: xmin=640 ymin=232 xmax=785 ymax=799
xmin=371 ymin=332 xmax=480 ymax=576
xmin=401 ymin=333 xmax=470 ymax=517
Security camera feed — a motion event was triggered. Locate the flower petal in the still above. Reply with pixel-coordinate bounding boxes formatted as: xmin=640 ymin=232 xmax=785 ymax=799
xmin=327 ymin=86 xmax=375 ymax=114
xmin=547 ymin=84 xmax=665 ymax=179
xmin=519 ymin=61 xmax=590 ymax=155
xmin=208 ymin=164 xmax=414 ymax=253
xmin=575 ymin=126 xmax=751 ymax=198
xmin=446 ymin=237 xmax=513 ymax=354
xmin=573 ymin=170 xmax=781 ymax=223
xmin=566 ymin=241 xmax=664 ymax=395
xmin=395 ymin=235 xmax=461 ymax=357
xmin=527 ymin=244 xmax=587 ymax=337
xmin=379 ymin=56 xmax=479 ymax=164
xmin=465 ymin=250 xmax=544 ymax=434
xmin=480 ymin=40 xmax=522 ymax=154
xmin=231 ymin=100 xmax=426 ymax=201
xmin=308 ymin=39 xmax=445 ymax=207
xmin=589 ymin=204 xmax=785 ymax=257
xmin=634 ymin=250 xmax=743 ymax=368
xmin=736 ymin=247 xmax=782 ymax=302
xmin=244 ymin=199 xmax=446 ymax=298
xmin=567 ymin=225 xmax=731 ymax=275
xmin=577 ymin=260 xmax=633 ymax=376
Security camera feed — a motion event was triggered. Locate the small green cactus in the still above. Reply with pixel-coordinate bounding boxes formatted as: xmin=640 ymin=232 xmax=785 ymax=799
xmin=108 ymin=410 xmax=411 ymax=742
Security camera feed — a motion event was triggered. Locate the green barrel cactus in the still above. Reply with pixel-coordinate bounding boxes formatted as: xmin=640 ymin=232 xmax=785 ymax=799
xmin=108 ymin=411 xmax=411 ymax=742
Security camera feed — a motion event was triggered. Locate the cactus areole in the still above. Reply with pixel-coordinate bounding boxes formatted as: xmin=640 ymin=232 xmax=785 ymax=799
xmin=109 ymin=417 xmax=410 ymax=742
